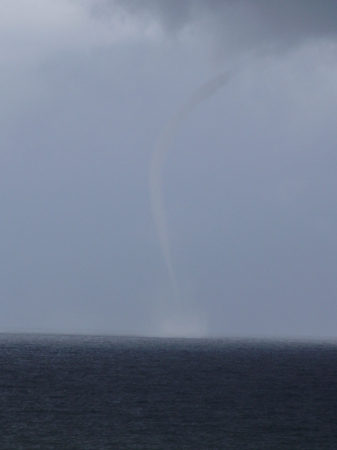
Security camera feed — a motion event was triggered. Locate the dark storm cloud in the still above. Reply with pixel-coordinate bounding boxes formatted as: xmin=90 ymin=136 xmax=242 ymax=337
xmin=95 ymin=1 xmax=337 ymax=52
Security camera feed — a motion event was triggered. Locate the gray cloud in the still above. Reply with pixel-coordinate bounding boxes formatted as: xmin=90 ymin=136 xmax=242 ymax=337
xmin=96 ymin=0 xmax=337 ymax=54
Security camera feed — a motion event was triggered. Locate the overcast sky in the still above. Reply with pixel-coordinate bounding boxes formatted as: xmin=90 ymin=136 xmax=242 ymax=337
xmin=1 ymin=0 xmax=337 ymax=339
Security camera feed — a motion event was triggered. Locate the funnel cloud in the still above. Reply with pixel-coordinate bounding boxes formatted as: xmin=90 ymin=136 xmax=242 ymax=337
xmin=149 ymin=68 xmax=238 ymax=292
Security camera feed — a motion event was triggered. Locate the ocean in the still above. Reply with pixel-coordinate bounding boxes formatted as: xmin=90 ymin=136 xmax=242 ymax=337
xmin=0 ymin=334 xmax=336 ymax=449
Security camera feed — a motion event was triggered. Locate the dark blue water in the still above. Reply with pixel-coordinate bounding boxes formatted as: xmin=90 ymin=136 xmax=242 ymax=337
xmin=1 ymin=335 xmax=337 ymax=449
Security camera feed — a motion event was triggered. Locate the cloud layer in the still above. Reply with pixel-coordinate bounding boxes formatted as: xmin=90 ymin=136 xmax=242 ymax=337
xmin=101 ymin=0 xmax=337 ymax=54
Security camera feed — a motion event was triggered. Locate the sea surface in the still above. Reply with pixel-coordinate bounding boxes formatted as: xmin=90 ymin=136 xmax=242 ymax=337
xmin=0 ymin=334 xmax=337 ymax=449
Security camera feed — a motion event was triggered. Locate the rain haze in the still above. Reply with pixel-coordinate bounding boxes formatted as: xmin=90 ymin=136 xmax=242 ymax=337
xmin=1 ymin=0 xmax=337 ymax=339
